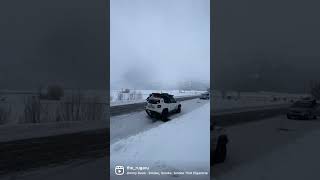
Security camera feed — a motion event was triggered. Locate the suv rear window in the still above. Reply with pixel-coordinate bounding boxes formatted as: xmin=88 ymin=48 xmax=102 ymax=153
xmin=148 ymin=99 xmax=160 ymax=104
xmin=169 ymin=97 xmax=176 ymax=103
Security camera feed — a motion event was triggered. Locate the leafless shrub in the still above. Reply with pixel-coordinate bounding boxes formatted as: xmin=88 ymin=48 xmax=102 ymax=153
xmin=310 ymin=82 xmax=320 ymax=100
xmin=129 ymin=91 xmax=137 ymax=101
xmin=80 ymin=96 xmax=106 ymax=121
xmin=0 ymin=103 xmax=11 ymax=125
xmin=57 ymin=91 xmax=83 ymax=121
xmin=57 ymin=91 xmax=106 ymax=122
xmin=23 ymin=96 xmax=41 ymax=123
xmin=116 ymin=90 xmax=144 ymax=102
xmin=117 ymin=92 xmax=124 ymax=101
xmin=136 ymin=91 xmax=143 ymax=100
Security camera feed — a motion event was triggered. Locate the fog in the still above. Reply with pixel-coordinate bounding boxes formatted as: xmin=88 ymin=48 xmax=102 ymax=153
xmin=110 ymin=0 xmax=210 ymax=90
xmin=0 ymin=0 xmax=107 ymax=90
xmin=213 ymin=0 xmax=320 ymax=93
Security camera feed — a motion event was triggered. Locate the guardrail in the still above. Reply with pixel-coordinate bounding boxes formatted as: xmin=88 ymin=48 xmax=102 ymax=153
xmin=110 ymin=95 xmax=201 ymax=116
xmin=0 ymin=103 xmax=290 ymax=176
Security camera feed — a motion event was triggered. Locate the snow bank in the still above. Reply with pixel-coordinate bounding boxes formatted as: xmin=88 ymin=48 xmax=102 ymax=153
xmin=110 ymin=103 xmax=210 ymax=179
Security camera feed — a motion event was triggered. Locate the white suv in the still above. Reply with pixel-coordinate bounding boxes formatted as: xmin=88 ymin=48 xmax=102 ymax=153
xmin=145 ymin=93 xmax=181 ymax=121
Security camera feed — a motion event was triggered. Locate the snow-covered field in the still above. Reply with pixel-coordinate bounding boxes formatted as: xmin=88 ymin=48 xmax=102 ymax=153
xmin=111 ymin=89 xmax=302 ymax=107
xmin=0 ymin=91 xmax=107 ymax=142
xmin=110 ymin=89 xmax=205 ymax=106
xmin=110 ymin=102 xmax=210 ymax=180
xmin=0 ymin=91 xmax=107 ymax=125
xmin=0 ymin=94 xmax=290 ymax=142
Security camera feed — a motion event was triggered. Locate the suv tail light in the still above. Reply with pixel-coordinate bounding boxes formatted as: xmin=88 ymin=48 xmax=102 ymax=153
xmin=157 ymin=105 xmax=161 ymax=108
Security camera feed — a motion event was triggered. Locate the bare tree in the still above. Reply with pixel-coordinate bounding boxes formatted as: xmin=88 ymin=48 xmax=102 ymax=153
xmin=0 ymin=104 xmax=11 ymax=125
xmin=310 ymin=81 xmax=320 ymax=100
xmin=57 ymin=91 xmax=106 ymax=122
xmin=23 ymin=96 xmax=41 ymax=123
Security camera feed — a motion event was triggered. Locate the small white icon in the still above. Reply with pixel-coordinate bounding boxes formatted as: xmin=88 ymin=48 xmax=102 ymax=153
xmin=115 ymin=166 xmax=125 ymax=175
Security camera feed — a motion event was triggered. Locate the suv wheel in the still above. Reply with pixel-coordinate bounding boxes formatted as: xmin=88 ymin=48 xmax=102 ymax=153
xmin=161 ymin=109 xmax=169 ymax=122
xmin=176 ymin=105 xmax=181 ymax=113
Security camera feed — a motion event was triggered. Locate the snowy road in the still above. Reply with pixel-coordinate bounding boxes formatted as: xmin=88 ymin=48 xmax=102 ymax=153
xmin=110 ymin=98 xmax=209 ymax=144
xmin=0 ymin=98 xmax=295 ymax=180
xmin=212 ymin=115 xmax=320 ymax=179
xmin=110 ymin=101 xmax=210 ymax=180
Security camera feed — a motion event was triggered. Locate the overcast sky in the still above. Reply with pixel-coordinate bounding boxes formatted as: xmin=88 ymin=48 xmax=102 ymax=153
xmin=213 ymin=0 xmax=320 ymax=93
xmin=110 ymin=0 xmax=210 ymax=90
xmin=0 ymin=0 xmax=107 ymax=90
xmin=3 ymin=0 xmax=320 ymax=93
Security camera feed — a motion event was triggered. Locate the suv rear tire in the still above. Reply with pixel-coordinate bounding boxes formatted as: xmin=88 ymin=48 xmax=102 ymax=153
xmin=176 ymin=105 xmax=181 ymax=113
xmin=161 ymin=109 xmax=169 ymax=122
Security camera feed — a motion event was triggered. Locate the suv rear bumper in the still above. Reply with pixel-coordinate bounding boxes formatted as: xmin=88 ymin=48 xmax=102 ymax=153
xmin=145 ymin=108 xmax=162 ymax=114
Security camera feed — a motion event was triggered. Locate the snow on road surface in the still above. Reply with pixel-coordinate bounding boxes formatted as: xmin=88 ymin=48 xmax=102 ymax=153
xmin=110 ymin=102 xmax=210 ymax=180
xmin=213 ymin=115 xmax=320 ymax=180
xmin=110 ymin=98 xmax=209 ymax=143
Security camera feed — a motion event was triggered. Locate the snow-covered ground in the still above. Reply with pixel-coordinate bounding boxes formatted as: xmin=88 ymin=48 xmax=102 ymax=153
xmin=0 ymin=96 xmax=290 ymax=143
xmin=110 ymin=102 xmax=210 ymax=180
xmin=110 ymin=89 xmax=205 ymax=106
xmin=0 ymin=92 xmax=107 ymax=125
xmin=212 ymin=115 xmax=320 ymax=180
xmin=110 ymin=89 xmax=304 ymax=107
xmin=216 ymin=128 xmax=320 ymax=180
xmin=110 ymin=98 xmax=209 ymax=143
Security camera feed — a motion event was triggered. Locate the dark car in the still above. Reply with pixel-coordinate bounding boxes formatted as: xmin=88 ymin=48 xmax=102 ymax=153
xmin=287 ymin=100 xmax=319 ymax=120
xmin=200 ymin=92 xmax=210 ymax=100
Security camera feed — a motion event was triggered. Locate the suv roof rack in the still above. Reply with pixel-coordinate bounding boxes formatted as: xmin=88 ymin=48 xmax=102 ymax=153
xmin=148 ymin=93 xmax=174 ymax=98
